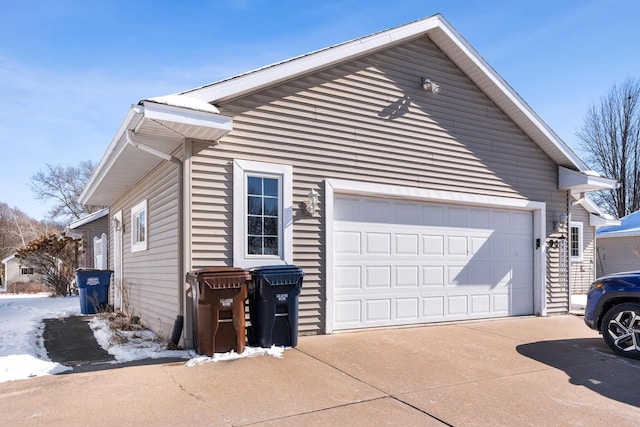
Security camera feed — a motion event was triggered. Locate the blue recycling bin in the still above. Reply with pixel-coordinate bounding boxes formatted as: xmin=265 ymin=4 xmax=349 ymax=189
xmin=76 ymin=269 xmax=113 ymax=314
xmin=248 ymin=265 xmax=304 ymax=348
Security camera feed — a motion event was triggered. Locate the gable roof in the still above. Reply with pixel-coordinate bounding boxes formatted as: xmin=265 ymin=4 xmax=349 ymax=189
xmin=181 ymin=14 xmax=588 ymax=171
xmin=81 ymin=13 xmax=609 ymax=206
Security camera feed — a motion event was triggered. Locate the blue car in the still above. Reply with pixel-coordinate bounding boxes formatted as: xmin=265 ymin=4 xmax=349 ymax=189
xmin=585 ymin=271 xmax=640 ymax=359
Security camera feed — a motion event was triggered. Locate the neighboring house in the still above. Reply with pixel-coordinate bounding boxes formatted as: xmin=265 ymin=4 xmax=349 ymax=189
xmin=79 ymin=14 xmax=618 ymax=346
xmin=596 ymin=210 xmax=640 ymax=277
xmin=2 ymin=253 xmax=42 ymax=290
xmin=68 ymin=208 xmax=109 ymax=269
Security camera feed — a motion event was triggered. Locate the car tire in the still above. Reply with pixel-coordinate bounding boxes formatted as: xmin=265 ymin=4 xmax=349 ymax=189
xmin=601 ymin=302 xmax=640 ymax=359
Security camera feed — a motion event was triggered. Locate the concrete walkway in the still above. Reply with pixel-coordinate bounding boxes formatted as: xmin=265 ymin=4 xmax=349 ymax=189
xmin=1 ymin=315 xmax=639 ymax=426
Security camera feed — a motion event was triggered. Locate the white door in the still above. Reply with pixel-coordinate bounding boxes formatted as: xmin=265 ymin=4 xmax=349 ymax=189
xmin=112 ymin=211 xmax=124 ymax=311
xmin=332 ymin=195 xmax=534 ymax=330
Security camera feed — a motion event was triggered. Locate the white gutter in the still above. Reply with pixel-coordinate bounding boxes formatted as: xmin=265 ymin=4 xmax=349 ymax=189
xmin=125 ymin=129 xmax=187 ymax=347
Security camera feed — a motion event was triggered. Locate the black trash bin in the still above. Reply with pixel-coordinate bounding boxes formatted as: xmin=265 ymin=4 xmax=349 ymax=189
xmin=186 ymin=267 xmax=251 ymax=356
xmin=248 ymin=265 xmax=304 ymax=348
xmin=76 ymin=269 xmax=113 ymax=314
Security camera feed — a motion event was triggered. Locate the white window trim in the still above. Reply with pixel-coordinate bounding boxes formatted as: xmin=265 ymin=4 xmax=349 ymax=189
xmin=570 ymin=221 xmax=583 ymax=262
xmin=233 ymin=159 xmax=293 ymax=268
xmin=131 ymin=199 xmax=148 ymax=253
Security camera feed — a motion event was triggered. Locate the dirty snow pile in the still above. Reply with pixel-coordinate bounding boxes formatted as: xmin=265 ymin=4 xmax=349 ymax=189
xmin=0 ymin=292 xmax=287 ymax=384
xmin=88 ymin=316 xmax=197 ymax=362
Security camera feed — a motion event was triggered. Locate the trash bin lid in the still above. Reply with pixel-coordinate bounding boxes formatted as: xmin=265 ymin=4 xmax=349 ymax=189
xmin=186 ymin=267 xmax=251 ymax=289
xmin=251 ymin=265 xmax=304 ymax=285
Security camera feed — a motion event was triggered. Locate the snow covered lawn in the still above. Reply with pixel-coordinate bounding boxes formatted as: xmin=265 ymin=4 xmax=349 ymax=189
xmin=0 ymin=292 xmax=285 ymax=383
xmin=0 ymin=293 xmax=80 ymax=382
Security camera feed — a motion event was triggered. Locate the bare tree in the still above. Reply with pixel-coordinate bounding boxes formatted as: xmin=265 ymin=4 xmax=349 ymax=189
xmin=578 ymin=78 xmax=640 ymax=218
xmin=29 ymin=160 xmax=101 ymax=223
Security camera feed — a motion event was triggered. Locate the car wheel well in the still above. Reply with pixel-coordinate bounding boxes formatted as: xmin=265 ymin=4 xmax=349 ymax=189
xmin=599 ymin=297 xmax=640 ymax=329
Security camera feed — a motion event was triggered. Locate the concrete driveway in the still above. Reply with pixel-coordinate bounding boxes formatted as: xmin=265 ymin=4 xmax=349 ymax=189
xmin=1 ymin=315 xmax=639 ymax=426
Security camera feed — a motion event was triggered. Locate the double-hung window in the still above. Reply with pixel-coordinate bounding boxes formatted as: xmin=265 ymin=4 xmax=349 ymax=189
xmin=234 ymin=160 xmax=292 ymax=268
xmin=570 ymin=221 xmax=583 ymax=262
xmin=131 ymin=199 xmax=148 ymax=253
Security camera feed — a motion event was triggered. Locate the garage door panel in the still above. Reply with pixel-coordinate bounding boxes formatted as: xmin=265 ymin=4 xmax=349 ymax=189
xmin=423 ymin=235 xmax=445 ymax=255
xmin=447 ymin=207 xmax=468 ymax=227
xmin=422 ymin=205 xmax=445 ymax=226
xmin=423 ymin=266 xmax=445 ymax=286
xmin=396 ymin=234 xmax=419 ymax=254
xmin=335 ymin=266 xmax=361 ymax=289
xmin=333 ymin=195 xmax=534 ymax=330
xmin=365 ymin=232 xmax=391 ymax=254
xmin=396 ymin=266 xmax=419 ymax=287
xmin=335 ymin=231 xmax=361 ymax=254
xmin=448 ymin=266 xmax=467 ymax=285
xmin=396 ymin=203 xmax=420 ymax=224
xmin=447 ymin=236 xmax=468 ymax=256
xmin=396 ymin=298 xmax=419 ymax=319
xmin=470 ymin=294 xmax=491 ymax=314
xmin=447 ymin=295 xmax=468 ymax=315
xmin=470 ymin=208 xmax=491 ymax=228
xmin=366 ymin=299 xmax=392 ymax=322
xmin=335 ymin=300 xmax=361 ymax=324
xmin=366 ymin=266 xmax=391 ymax=288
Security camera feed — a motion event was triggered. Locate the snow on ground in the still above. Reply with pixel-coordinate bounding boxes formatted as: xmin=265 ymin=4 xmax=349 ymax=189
xmin=0 ymin=292 xmax=79 ymax=382
xmin=0 ymin=291 xmax=286 ymax=384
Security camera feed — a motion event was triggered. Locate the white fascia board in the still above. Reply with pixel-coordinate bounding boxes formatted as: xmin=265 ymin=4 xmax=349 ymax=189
xmin=79 ymin=107 xmax=142 ymax=205
xmin=141 ymin=101 xmax=233 ymax=131
xmin=558 ymin=166 xmax=618 ymax=191
xmin=69 ymin=208 xmax=109 ymax=229
xmin=184 ymin=16 xmax=443 ymax=103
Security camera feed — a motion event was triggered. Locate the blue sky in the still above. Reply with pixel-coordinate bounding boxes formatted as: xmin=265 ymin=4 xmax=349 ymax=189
xmin=1 ymin=0 xmax=639 ymax=221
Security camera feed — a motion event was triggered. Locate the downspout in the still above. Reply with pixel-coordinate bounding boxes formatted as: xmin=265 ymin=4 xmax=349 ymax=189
xmin=125 ymin=129 xmax=186 ymax=346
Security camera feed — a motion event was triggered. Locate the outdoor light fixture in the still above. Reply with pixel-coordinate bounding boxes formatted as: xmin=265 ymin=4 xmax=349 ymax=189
xmin=421 ymin=78 xmax=440 ymax=94
xmin=554 ymin=213 xmax=568 ymax=232
xmin=304 ymin=188 xmax=320 ymax=215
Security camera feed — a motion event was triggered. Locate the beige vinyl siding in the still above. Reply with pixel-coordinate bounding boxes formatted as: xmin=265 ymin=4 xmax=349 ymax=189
xmin=190 ymin=35 xmax=570 ymax=334
xmin=569 ymin=206 xmax=596 ymax=294
xmin=110 ymin=158 xmax=181 ymax=338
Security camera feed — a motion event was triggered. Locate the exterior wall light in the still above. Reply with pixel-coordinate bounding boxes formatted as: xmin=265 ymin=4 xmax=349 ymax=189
xmin=421 ymin=78 xmax=440 ymax=94
xmin=304 ymin=188 xmax=320 ymax=215
xmin=554 ymin=213 xmax=568 ymax=232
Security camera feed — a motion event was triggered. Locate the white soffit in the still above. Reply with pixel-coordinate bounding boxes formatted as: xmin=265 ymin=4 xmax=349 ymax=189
xmin=80 ymin=98 xmax=233 ymax=206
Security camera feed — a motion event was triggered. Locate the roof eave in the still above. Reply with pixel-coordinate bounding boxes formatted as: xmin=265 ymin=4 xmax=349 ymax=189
xmin=80 ymin=99 xmax=233 ymax=207
xmin=558 ymin=166 xmax=619 ymax=192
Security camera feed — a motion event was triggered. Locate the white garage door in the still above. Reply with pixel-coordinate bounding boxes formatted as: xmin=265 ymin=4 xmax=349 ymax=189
xmin=332 ymin=195 xmax=534 ymax=330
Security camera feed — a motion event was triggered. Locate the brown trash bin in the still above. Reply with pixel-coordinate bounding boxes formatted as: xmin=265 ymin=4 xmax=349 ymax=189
xmin=186 ymin=267 xmax=251 ymax=356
